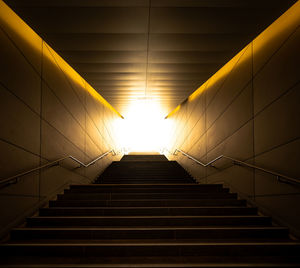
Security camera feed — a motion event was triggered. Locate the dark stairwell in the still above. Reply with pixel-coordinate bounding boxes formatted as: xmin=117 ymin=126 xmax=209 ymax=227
xmin=0 ymin=154 xmax=299 ymax=267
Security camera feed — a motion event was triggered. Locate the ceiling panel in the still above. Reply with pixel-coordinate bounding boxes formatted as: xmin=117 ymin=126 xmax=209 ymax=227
xmin=60 ymin=51 xmax=147 ymax=63
xmin=6 ymin=7 xmax=149 ymax=33
xmin=49 ymin=34 xmax=148 ymax=51
xmin=4 ymin=0 xmax=297 ymax=117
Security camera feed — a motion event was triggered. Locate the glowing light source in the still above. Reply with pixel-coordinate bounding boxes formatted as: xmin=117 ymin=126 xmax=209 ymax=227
xmin=113 ymin=98 xmax=172 ymax=153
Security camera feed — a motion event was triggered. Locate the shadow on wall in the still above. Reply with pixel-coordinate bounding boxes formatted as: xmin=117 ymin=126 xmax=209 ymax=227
xmin=165 ymin=1 xmax=300 ymax=237
xmin=0 ymin=0 xmax=123 ymax=238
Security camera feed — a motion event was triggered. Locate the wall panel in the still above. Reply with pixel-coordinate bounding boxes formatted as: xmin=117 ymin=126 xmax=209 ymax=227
xmin=254 ymin=83 xmax=300 ymax=155
xmin=166 ymin=1 xmax=300 ymax=236
xmin=0 ymin=27 xmax=41 ymax=112
xmin=0 ymin=0 xmax=122 ymax=237
xmin=253 ymin=27 xmax=300 ymax=114
xmin=0 ymin=84 xmax=40 ymax=154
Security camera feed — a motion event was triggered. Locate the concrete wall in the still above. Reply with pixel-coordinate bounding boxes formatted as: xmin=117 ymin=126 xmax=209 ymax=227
xmin=165 ymin=1 xmax=300 ymax=236
xmin=0 ymin=1 xmax=122 ymax=237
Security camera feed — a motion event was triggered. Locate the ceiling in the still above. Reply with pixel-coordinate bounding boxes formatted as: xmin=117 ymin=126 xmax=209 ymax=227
xmin=3 ymin=0 xmax=297 ymax=117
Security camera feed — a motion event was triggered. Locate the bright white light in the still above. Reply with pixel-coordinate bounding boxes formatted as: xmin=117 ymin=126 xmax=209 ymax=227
xmin=114 ymin=99 xmax=172 ymax=153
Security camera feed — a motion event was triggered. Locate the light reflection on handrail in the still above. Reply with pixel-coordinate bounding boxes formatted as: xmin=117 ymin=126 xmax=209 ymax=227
xmin=0 ymin=149 xmax=116 ymax=186
xmin=168 ymin=148 xmax=300 ymax=186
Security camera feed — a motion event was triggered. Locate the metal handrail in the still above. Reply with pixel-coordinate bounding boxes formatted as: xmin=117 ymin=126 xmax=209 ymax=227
xmin=172 ymin=149 xmax=300 ymax=185
xmin=0 ymin=149 xmax=116 ymax=186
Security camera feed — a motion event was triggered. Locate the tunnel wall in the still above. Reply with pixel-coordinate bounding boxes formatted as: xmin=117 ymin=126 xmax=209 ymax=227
xmin=0 ymin=1 xmax=122 ymax=237
xmin=166 ymin=1 xmax=300 ymax=236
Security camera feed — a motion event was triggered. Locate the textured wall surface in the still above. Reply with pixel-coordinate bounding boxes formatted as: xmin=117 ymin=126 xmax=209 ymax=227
xmin=0 ymin=1 xmax=122 ymax=236
xmin=166 ymin=1 xmax=300 ymax=236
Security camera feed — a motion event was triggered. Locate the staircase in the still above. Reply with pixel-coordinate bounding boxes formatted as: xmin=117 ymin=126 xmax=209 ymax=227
xmin=1 ymin=154 xmax=299 ymax=267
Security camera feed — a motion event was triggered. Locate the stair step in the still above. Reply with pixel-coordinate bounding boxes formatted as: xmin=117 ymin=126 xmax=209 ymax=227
xmin=57 ymin=193 xmax=237 ymax=200
xmin=106 ymin=164 xmax=184 ymax=167
xmin=1 ymin=257 xmax=300 ymax=267
xmin=95 ymin=178 xmax=192 ymax=184
xmin=39 ymin=206 xmax=257 ymax=216
xmin=11 ymin=227 xmax=289 ymax=240
xmin=66 ymin=186 xmax=229 ymax=194
xmin=113 ymin=161 xmax=177 ymax=165
xmin=101 ymin=174 xmax=189 ymax=177
xmin=69 ymin=184 xmax=223 ymax=189
xmin=98 ymin=178 xmax=193 ymax=182
xmin=26 ymin=216 xmax=271 ymax=227
xmin=49 ymin=199 xmax=247 ymax=207
xmin=103 ymin=172 xmax=189 ymax=175
xmin=2 ymin=262 xmax=300 ymax=268
xmin=100 ymin=176 xmax=192 ymax=178
xmin=1 ymin=242 xmax=300 ymax=257
xmin=101 ymin=169 xmax=190 ymax=173
xmin=120 ymin=155 xmax=168 ymax=161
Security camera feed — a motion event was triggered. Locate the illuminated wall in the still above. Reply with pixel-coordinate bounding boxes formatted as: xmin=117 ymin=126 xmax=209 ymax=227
xmin=165 ymin=1 xmax=300 ymax=236
xmin=0 ymin=0 xmax=122 ymax=236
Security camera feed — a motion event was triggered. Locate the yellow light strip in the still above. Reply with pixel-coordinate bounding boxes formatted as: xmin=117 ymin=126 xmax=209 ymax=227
xmin=44 ymin=43 xmax=124 ymax=118
xmin=165 ymin=0 xmax=300 ymax=119
xmin=0 ymin=0 xmax=41 ymax=54
xmin=165 ymin=104 xmax=181 ymax=119
xmin=0 ymin=0 xmax=123 ymax=119
xmin=165 ymin=44 xmax=249 ymax=119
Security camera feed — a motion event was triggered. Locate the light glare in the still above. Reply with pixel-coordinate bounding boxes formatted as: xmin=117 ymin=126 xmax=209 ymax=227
xmin=114 ymin=99 xmax=171 ymax=153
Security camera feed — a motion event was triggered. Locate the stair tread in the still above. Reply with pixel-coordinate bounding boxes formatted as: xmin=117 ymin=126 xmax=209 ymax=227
xmin=13 ymin=226 xmax=287 ymax=230
xmin=10 ymin=240 xmax=293 ymax=244
xmin=1 ymin=263 xmax=300 ymax=267
xmin=42 ymin=206 xmax=250 ymax=209
xmin=3 ymin=242 xmax=300 ymax=246
xmin=29 ymin=215 xmax=267 ymax=219
xmin=70 ymin=184 xmax=218 ymax=187
xmin=59 ymin=193 xmax=236 ymax=197
xmin=52 ymin=199 xmax=243 ymax=201
xmin=1 ymin=258 xmax=300 ymax=267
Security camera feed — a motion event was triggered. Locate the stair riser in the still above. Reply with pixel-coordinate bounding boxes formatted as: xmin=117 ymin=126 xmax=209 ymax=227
xmin=11 ymin=228 xmax=289 ymax=240
xmin=99 ymin=178 xmax=194 ymax=182
xmin=100 ymin=174 xmax=192 ymax=178
xmin=57 ymin=193 xmax=237 ymax=200
xmin=99 ymin=175 xmax=192 ymax=178
xmin=105 ymin=164 xmax=183 ymax=167
xmin=26 ymin=217 xmax=271 ymax=227
xmin=100 ymin=174 xmax=191 ymax=177
xmin=1 ymin=256 xmax=300 ymax=266
xmin=69 ymin=184 xmax=223 ymax=189
xmin=110 ymin=166 xmax=186 ymax=170
xmin=49 ymin=199 xmax=246 ymax=207
xmin=120 ymin=156 xmax=169 ymax=161
xmin=101 ymin=170 xmax=190 ymax=173
xmin=97 ymin=180 xmax=195 ymax=184
xmin=1 ymin=244 xmax=299 ymax=257
xmin=107 ymin=169 xmax=186 ymax=172
xmin=65 ymin=188 xmax=230 ymax=194
xmin=70 ymin=183 xmax=223 ymax=190
xmin=39 ymin=207 xmax=257 ymax=216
